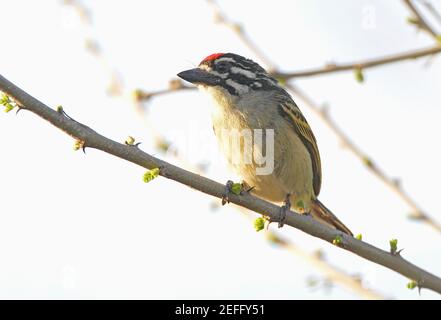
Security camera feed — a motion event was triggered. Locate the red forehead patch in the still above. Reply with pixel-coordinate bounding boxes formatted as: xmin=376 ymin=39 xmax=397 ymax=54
xmin=200 ymin=53 xmax=225 ymax=64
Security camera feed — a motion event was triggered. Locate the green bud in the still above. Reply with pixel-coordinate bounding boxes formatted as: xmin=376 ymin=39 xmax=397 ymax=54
xmin=0 ymin=93 xmax=10 ymax=105
xmin=125 ymin=136 xmax=135 ymax=145
xmin=131 ymin=89 xmax=142 ymax=102
xmin=390 ymin=239 xmax=398 ymax=254
xmin=406 ymin=16 xmax=419 ymax=25
xmin=254 ymin=217 xmax=265 ymax=232
xmin=355 ymin=234 xmax=362 ymax=241
xmin=155 ymin=139 xmax=170 ymax=152
xmin=1 ymin=94 xmax=15 ymax=112
xmin=332 ymin=235 xmax=343 ymax=246
xmin=437 ymin=35 xmax=441 ymax=44
xmin=276 ymin=77 xmax=286 ymax=86
xmin=354 ymin=68 xmax=364 ymax=83
xmin=56 ymin=105 xmax=64 ymax=113
xmin=4 ymin=103 xmax=14 ymax=113
xmin=73 ymin=140 xmax=83 ymax=151
xmin=143 ymin=168 xmax=160 ymax=183
xmin=362 ymin=156 xmax=373 ymax=168
xmin=407 ymin=280 xmax=417 ymax=290
xmin=231 ymin=183 xmax=242 ymax=195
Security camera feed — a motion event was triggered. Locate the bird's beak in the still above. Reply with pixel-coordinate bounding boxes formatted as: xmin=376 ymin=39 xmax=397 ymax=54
xmin=177 ymin=68 xmax=220 ymax=86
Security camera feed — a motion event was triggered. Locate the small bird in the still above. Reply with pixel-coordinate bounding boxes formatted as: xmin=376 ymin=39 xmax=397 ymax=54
xmin=178 ymin=53 xmax=352 ymax=236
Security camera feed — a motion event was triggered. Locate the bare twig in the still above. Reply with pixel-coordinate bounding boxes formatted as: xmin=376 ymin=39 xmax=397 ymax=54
xmin=265 ymin=231 xmax=387 ymax=299
xmin=63 ymin=0 xmax=124 ymax=95
xmin=206 ymin=0 xmax=275 ymax=71
xmin=132 ymin=81 xmax=193 ymax=102
xmin=403 ymin=0 xmax=440 ymax=39
xmin=1 ymin=74 xmax=441 ymax=294
xmin=418 ymin=1 xmax=441 ymax=26
xmin=275 ymin=45 xmax=441 ymax=80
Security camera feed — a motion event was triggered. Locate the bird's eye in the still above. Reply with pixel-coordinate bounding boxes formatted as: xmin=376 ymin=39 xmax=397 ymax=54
xmin=216 ymin=62 xmax=228 ymax=72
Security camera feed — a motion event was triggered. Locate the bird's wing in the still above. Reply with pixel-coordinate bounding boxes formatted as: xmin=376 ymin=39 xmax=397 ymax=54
xmin=278 ymin=100 xmax=322 ymax=196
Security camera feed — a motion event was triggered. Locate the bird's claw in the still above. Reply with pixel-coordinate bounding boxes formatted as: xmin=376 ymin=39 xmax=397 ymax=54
xmin=278 ymin=195 xmax=291 ymax=228
xmin=221 ymin=180 xmax=234 ymax=205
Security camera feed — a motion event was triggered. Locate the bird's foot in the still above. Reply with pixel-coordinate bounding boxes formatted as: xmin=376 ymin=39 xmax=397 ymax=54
xmin=278 ymin=195 xmax=291 ymax=228
xmin=221 ymin=180 xmax=234 ymax=205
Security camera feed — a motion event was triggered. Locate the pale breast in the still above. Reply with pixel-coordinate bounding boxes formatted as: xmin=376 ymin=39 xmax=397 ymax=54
xmin=208 ymin=87 xmax=315 ymax=204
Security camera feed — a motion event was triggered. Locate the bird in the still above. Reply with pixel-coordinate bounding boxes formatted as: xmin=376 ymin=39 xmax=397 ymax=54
xmin=177 ymin=53 xmax=353 ymax=236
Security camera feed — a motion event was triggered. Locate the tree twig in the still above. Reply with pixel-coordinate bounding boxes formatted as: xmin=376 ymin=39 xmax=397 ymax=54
xmin=1 ymin=74 xmax=441 ymax=294
xmin=275 ymin=45 xmax=441 ymax=80
xmin=403 ymin=0 xmax=440 ymax=39
xmin=266 ymin=231 xmax=388 ymax=299
xmin=206 ymin=0 xmax=275 ymax=71
xmin=418 ymin=0 xmax=441 ymax=26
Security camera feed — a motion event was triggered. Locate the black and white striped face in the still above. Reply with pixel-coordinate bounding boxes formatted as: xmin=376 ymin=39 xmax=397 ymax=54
xmin=177 ymin=53 xmax=280 ymax=96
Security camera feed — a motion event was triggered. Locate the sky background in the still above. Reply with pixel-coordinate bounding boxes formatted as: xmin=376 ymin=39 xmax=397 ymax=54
xmin=1 ymin=0 xmax=441 ymax=299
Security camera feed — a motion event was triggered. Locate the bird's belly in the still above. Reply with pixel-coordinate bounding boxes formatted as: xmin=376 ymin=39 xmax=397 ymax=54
xmin=213 ymin=118 xmax=315 ymax=206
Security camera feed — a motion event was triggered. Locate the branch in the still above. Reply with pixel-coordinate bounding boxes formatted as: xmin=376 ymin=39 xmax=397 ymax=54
xmin=275 ymin=45 xmax=441 ymax=80
xmin=2 ymin=75 xmax=441 ymax=295
xmin=206 ymin=0 xmax=275 ymax=71
xmin=269 ymin=232 xmax=387 ymax=299
xmin=403 ymin=0 xmax=440 ymax=39
xmin=419 ymin=0 xmax=441 ymax=26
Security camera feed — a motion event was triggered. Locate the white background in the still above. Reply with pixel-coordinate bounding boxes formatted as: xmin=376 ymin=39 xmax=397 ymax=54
xmin=1 ymin=0 xmax=440 ymax=299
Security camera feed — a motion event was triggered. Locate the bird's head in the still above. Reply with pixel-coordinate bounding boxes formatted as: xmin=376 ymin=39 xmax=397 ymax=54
xmin=177 ymin=53 xmax=280 ymax=99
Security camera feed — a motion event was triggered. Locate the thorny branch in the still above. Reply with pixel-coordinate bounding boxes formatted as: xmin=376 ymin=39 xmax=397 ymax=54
xmin=2 ymin=74 xmax=441 ymax=294
xmin=418 ymin=0 xmax=441 ymax=26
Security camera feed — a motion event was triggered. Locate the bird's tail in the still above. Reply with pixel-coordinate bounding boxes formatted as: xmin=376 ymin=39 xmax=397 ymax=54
xmin=310 ymin=199 xmax=353 ymax=236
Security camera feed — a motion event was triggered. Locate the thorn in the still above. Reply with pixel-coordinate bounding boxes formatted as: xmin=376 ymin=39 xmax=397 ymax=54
xmin=59 ymin=108 xmax=77 ymax=122
xmin=82 ymin=145 xmax=87 ymax=154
